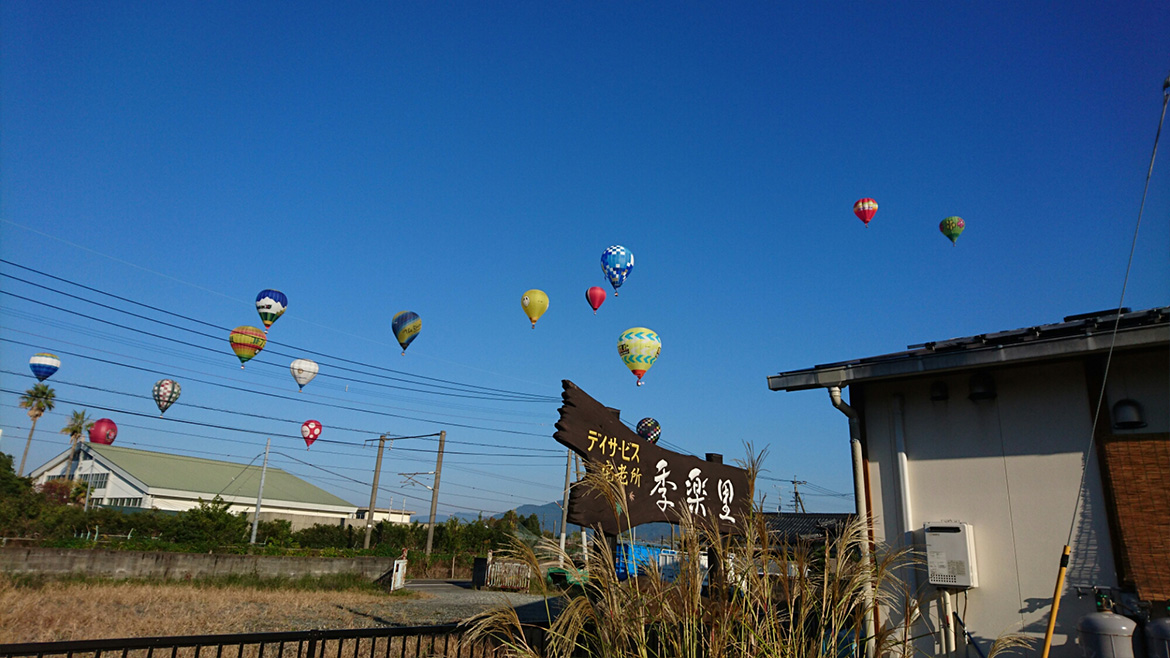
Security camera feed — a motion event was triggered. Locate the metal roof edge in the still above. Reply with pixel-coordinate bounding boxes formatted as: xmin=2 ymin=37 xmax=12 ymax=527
xmin=150 ymin=491 xmax=356 ymax=514
xmin=27 ymin=448 xmax=74 ymax=480
xmin=769 ymin=321 xmax=1167 ymax=392
xmin=81 ymin=444 xmax=151 ymax=493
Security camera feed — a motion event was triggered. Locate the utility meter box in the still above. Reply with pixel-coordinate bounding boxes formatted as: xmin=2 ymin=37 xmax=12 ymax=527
xmin=924 ymin=521 xmax=979 ymax=588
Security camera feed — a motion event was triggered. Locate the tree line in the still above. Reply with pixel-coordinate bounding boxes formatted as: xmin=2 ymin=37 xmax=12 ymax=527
xmin=0 ymin=450 xmax=547 ymax=557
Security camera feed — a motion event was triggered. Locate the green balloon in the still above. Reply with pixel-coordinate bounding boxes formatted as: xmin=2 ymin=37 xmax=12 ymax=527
xmin=940 ymin=216 xmax=965 ymax=245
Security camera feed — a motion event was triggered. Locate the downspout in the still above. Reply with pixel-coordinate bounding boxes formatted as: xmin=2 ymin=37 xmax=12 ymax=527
xmin=830 ymin=386 xmax=877 ymax=658
xmin=892 ymin=394 xmax=913 ymax=537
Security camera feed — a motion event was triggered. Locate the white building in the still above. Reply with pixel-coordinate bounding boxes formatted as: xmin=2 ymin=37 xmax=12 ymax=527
xmin=30 ymin=443 xmax=390 ymax=531
xmin=768 ymin=307 xmax=1168 ymax=657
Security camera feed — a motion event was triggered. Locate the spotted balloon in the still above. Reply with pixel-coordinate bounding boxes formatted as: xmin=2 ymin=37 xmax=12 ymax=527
xmin=152 ymin=379 xmax=181 ymax=416
xmin=636 ymin=417 xmax=661 ymax=444
xmin=301 ymin=420 xmax=322 ymax=449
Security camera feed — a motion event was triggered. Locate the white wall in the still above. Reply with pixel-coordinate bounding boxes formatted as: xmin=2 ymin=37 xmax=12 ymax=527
xmin=860 ymin=360 xmax=1116 ymax=658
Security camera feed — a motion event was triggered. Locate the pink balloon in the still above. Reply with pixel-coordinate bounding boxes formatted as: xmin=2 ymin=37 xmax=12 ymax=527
xmin=301 ymin=420 xmax=322 ymax=449
xmin=89 ymin=418 xmax=118 ymax=445
xmin=586 ymin=286 xmax=607 ymax=315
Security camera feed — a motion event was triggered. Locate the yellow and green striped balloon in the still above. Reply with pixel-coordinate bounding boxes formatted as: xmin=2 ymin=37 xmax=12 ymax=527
xmin=229 ymin=326 xmax=267 ymax=368
xmin=617 ymin=327 xmax=661 ymax=386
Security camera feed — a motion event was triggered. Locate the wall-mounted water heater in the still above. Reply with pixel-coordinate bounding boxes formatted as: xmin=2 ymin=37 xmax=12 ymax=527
xmin=924 ymin=521 xmax=979 ymax=588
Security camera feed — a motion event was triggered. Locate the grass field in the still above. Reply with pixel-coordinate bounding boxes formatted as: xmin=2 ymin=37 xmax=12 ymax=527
xmin=0 ymin=574 xmax=418 ymax=644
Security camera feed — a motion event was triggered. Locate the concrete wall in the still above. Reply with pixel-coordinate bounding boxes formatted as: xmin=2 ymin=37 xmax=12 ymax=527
xmin=859 ymin=359 xmax=1116 ymax=658
xmin=0 ymin=548 xmax=396 ymax=580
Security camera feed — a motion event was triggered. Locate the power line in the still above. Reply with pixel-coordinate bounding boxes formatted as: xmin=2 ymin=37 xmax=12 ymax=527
xmin=0 ymin=339 xmax=554 ymax=440
xmin=0 ymin=389 xmax=564 ymax=459
xmin=1 ymin=318 xmax=553 ymax=421
xmin=1 ymin=368 xmax=563 ymax=453
xmin=0 ymin=262 xmax=560 ymax=402
xmin=0 ymin=285 xmax=550 ymax=403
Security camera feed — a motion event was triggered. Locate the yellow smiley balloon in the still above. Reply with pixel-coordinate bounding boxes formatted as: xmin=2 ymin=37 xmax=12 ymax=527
xmin=521 ymin=289 xmax=549 ymax=328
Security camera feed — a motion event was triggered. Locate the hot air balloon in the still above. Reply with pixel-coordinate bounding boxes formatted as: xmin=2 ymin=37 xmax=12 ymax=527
xmin=636 ymin=417 xmax=661 ymax=443
xmin=853 ymin=198 xmax=878 ymax=226
xmin=29 ymin=353 xmax=60 ymax=382
xmin=290 ymin=359 xmax=319 ymax=391
xmin=89 ymin=418 xmax=118 ymax=445
xmin=586 ymin=287 xmax=606 ymax=315
xmin=601 ymin=245 xmax=634 ymax=295
xmin=392 ymin=311 xmax=422 ymax=355
xmin=617 ymin=327 xmax=661 ymax=386
xmin=229 ymin=326 xmax=267 ymax=368
xmin=940 ymin=216 xmax=965 ymax=245
xmin=255 ymin=289 xmax=288 ymax=332
xmin=521 ymin=290 xmax=549 ymax=328
xmin=152 ymin=379 xmax=181 ymax=416
xmin=301 ymin=420 xmax=322 ymax=449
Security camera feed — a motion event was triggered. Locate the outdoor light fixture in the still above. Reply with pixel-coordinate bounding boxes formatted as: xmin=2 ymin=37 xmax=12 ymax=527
xmin=968 ymin=373 xmax=997 ymax=401
xmin=1111 ymin=399 xmax=1147 ymax=430
xmin=930 ymin=381 xmax=950 ymax=401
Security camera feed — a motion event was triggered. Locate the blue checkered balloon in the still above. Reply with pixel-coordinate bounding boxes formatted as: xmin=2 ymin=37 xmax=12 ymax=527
xmin=600 ymin=245 xmax=634 ymax=294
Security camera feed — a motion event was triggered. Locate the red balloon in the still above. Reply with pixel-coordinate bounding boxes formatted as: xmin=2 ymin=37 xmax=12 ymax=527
xmin=585 ymin=286 xmax=607 ymax=315
xmin=301 ymin=420 xmax=322 ymax=449
xmin=853 ymin=198 xmax=878 ymax=226
xmin=89 ymin=418 xmax=118 ymax=445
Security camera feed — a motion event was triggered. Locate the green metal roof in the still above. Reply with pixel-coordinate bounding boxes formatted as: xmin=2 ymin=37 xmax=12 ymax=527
xmin=85 ymin=444 xmax=352 ymax=508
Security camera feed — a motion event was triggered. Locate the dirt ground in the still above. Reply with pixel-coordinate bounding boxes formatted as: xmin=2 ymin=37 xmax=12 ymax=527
xmin=0 ymin=578 xmax=551 ymax=644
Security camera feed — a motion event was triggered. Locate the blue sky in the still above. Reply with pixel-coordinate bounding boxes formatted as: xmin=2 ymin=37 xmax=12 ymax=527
xmin=2 ymin=2 xmax=1167 ymax=520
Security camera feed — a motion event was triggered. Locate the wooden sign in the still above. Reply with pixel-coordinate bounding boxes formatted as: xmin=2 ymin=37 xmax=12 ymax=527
xmin=553 ymin=380 xmax=751 ymax=535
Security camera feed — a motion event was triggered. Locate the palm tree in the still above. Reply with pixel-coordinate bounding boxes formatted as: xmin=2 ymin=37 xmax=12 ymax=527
xmin=60 ymin=409 xmax=94 ymax=480
xmin=18 ymin=383 xmax=56 ymax=477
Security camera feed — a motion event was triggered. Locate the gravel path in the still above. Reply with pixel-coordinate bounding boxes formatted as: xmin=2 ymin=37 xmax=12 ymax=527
xmin=356 ymin=580 xmax=561 ymax=627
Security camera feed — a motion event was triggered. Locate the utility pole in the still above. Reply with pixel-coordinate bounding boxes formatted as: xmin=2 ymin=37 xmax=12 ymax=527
xmin=425 ymin=430 xmax=446 ymax=556
xmin=793 ymin=478 xmax=807 ymax=513
xmin=559 ymin=448 xmax=572 ymax=566
xmin=249 ymin=438 xmax=271 ymax=545
xmin=574 ymin=453 xmax=587 ymax=567
xmin=364 ymin=434 xmax=390 ymax=549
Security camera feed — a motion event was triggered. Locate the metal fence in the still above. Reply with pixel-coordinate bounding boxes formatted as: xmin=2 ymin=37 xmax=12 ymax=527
xmin=485 ymin=560 xmax=531 ymax=592
xmin=0 ymin=624 xmax=544 ymax=658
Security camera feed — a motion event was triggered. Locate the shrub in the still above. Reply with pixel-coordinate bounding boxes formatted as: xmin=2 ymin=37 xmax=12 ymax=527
xmin=467 ymin=448 xmax=1034 ymax=658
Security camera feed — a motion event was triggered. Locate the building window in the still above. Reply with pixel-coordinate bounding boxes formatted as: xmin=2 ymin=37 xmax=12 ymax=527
xmin=78 ymin=473 xmax=108 ymax=490
xmin=104 ymin=498 xmax=142 ymax=508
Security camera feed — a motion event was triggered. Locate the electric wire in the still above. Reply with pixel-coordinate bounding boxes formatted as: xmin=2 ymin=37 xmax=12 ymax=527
xmin=1064 ymin=76 xmax=1168 ymax=548
xmin=0 ymin=340 xmax=554 ymax=439
xmin=0 ymin=389 xmax=562 ymax=458
xmin=0 ymin=285 xmax=550 ymax=403
xmin=1 ymin=368 xmax=563 ymax=453
xmin=0 ymin=261 xmax=559 ymax=402
xmin=7 ymin=430 xmax=522 ymax=516
xmin=1 ymin=318 xmax=552 ymax=421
